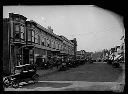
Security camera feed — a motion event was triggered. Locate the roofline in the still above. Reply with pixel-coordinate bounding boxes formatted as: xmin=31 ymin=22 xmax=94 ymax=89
xmin=28 ymin=20 xmax=63 ymax=41
xmin=59 ymin=35 xmax=74 ymax=45
xmin=9 ymin=13 xmax=27 ymax=20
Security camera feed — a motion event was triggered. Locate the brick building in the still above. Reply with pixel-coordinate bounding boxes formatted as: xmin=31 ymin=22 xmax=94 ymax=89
xmin=3 ymin=13 xmax=77 ymax=75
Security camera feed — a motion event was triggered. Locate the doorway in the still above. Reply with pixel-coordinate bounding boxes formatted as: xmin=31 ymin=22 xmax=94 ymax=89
xmin=23 ymin=48 xmax=29 ymax=64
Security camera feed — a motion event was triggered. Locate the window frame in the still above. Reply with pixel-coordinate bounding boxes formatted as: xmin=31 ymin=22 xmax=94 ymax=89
xmin=35 ymin=34 xmax=38 ymax=44
xmin=20 ymin=25 xmax=25 ymax=40
xmin=32 ymin=30 xmax=35 ymax=43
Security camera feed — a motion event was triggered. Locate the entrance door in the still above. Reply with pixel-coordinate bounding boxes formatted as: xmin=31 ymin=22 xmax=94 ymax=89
xmin=23 ymin=48 xmax=29 ymax=64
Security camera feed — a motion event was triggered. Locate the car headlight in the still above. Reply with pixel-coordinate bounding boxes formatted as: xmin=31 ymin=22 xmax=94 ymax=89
xmin=3 ymin=77 xmax=6 ymax=81
xmin=3 ymin=77 xmax=9 ymax=83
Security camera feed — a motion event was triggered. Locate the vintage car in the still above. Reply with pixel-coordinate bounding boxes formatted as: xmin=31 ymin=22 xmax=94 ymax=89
xmin=112 ymin=55 xmax=123 ymax=68
xmin=3 ymin=64 xmax=39 ymax=88
xmin=36 ymin=56 xmax=51 ymax=69
xmin=59 ymin=62 xmax=69 ymax=71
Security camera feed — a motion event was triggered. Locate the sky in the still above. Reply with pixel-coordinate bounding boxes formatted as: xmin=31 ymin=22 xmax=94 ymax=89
xmin=3 ymin=5 xmax=124 ymax=52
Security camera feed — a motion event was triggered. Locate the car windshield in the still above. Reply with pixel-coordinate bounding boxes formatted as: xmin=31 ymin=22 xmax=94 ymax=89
xmin=15 ymin=67 xmax=23 ymax=74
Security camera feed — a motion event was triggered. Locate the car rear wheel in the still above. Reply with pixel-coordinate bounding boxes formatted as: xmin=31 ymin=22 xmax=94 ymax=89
xmin=3 ymin=78 xmax=10 ymax=88
xmin=32 ymin=74 xmax=39 ymax=83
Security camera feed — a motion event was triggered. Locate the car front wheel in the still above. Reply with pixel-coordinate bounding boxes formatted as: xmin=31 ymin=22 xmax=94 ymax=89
xmin=11 ymin=81 xmax=19 ymax=88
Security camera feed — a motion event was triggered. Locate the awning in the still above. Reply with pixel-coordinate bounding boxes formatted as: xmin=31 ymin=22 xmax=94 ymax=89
xmin=114 ymin=55 xmax=121 ymax=60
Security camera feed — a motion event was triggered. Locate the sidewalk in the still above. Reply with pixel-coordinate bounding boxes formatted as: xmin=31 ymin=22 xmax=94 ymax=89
xmin=37 ymin=67 xmax=58 ymax=77
xmin=4 ymin=81 xmax=122 ymax=91
xmin=120 ymin=63 xmax=125 ymax=70
xmin=117 ymin=63 xmax=125 ymax=83
xmin=111 ymin=63 xmax=125 ymax=92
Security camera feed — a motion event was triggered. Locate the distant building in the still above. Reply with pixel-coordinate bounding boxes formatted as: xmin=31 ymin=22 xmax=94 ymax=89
xmin=76 ymin=50 xmax=86 ymax=60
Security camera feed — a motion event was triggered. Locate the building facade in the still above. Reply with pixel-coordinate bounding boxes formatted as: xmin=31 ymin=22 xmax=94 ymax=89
xmin=3 ymin=13 xmax=77 ymax=76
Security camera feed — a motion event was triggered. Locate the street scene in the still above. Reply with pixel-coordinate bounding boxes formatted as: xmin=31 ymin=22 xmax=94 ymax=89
xmin=3 ymin=5 xmax=125 ymax=92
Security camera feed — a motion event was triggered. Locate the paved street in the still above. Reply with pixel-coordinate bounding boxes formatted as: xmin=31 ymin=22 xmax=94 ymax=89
xmin=38 ymin=62 xmax=123 ymax=81
xmin=5 ymin=62 xmax=124 ymax=91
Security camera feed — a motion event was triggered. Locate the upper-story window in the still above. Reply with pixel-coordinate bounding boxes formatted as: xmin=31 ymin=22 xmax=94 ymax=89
xmin=59 ymin=43 xmax=61 ymax=50
xmin=55 ymin=41 xmax=58 ymax=49
xmin=21 ymin=19 xmax=25 ymax=23
xmin=60 ymin=44 xmax=62 ymax=51
xmin=15 ymin=17 xmax=19 ymax=21
xmin=38 ymin=35 xmax=40 ymax=45
xmin=51 ymin=40 xmax=53 ymax=48
xmin=56 ymin=42 xmax=58 ymax=49
xmin=32 ymin=30 xmax=35 ymax=42
xmin=57 ymin=42 xmax=59 ymax=50
xmin=14 ymin=24 xmax=20 ymax=39
xmin=27 ymin=29 xmax=31 ymax=41
xmin=45 ymin=38 xmax=47 ymax=46
xmin=121 ymin=44 xmax=124 ymax=50
xmin=47 ymin=39 xmax=50 ymax=47
xmin=35 ymin=34 xmax=38 ymax=44
xmin=49 ymin=39 xmax=51 ymax=48
xmin=20 ymin=25 xmax=25 ymax=40
xmin=41 ymin=37 xmax=45 ymax=46
xmin=15 ymin=24 xmax=20 ymax=31
xmin=53 ymin=41 xmax=56 ymax=48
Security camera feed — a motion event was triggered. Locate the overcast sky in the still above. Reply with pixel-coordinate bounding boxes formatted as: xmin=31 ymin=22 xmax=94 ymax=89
xmin=3 ymin=5 xmax=124 ymax=52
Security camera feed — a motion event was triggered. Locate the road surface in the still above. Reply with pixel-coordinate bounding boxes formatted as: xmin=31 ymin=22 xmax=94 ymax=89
xmin=4 ymin=62 xmax=125 ymax=92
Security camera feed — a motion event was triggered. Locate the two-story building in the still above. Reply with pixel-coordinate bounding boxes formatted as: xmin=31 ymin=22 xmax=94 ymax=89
xmin=3 ymin=13 xmax=27 ymax=75
xmin=3 ymin=13 xmax=77 ymax=75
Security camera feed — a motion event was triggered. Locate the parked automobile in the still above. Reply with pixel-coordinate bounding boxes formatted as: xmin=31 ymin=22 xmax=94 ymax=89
xmin=87 ymin=59 xmax=93 ymax=64
xmin=66 ymin=60 xmax=72 ymax=68
xmin=112 ymin=55 xmax=123 ymax=68
xmin=107 ymin=59 xmax=113 ymax=64
xmin=36 ymin=57 xmax=51 ymax=69
xmin=59 ymin=62 xmax=69 ymax=71
xmin=92 ymin=59 xmax=96 ymax=62
xmin=3 ymin=64 xmax=39 ymax=88
xmin=112 ymin=61 xmax=121 ymax=68
xmin=71 ymin=60 xmax=79 ymax=67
